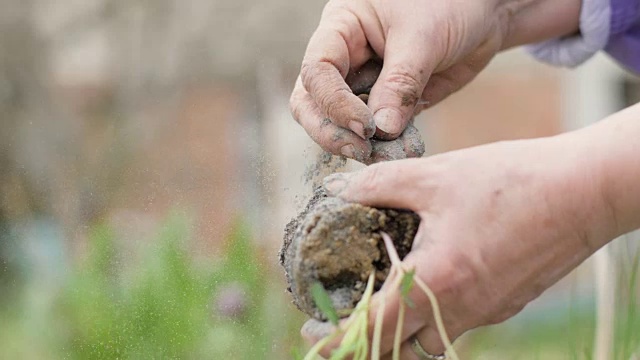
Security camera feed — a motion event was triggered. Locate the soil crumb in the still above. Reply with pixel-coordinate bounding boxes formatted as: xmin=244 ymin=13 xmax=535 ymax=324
xmin=303 ymin=151 xmax=347 ymax=189
xmin=280 ymin=187 xmax=420 ymax=321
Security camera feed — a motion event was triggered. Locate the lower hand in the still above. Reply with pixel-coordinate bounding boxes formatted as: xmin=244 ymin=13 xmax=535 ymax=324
xmin=303 ymin=132 xmax=618 ymax=358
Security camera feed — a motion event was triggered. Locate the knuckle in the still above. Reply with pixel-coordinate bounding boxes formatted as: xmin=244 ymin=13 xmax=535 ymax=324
xmin=383 ymin=68 xmax=424 ymax=106
xmin=359 ymin=164 xmax=386 ymax=193
xmin=300 ymin=61 xmax=317 ymax=86
xmin=320 ymin=89 xmax=351 ymax=122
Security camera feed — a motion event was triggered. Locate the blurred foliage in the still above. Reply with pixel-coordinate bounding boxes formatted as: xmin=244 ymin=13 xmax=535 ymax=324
xmin=0 ymin=213 xmax=637 ymax=359
xmin=0 ymin=214 xmax=305 ymax=359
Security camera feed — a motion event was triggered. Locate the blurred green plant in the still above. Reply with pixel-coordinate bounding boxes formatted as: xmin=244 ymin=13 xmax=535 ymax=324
xmin=0 ymin=213 xmax=305 ymax=359
xmin=1 ymin=213 xmax=637 ymax=360
xmin=614 ymin=243 xmax=640 ymax=360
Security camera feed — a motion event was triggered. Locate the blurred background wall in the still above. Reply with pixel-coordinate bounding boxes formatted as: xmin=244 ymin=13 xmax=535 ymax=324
xmin=1 ymin=0 xmax=639 ymax=359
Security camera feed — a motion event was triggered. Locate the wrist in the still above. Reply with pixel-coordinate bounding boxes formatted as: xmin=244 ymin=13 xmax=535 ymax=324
xmin=553 ymin=106 xmax=640 ymax=252
xmin=579 ymin=106 xmax=640 ymax=239
xmin=496 ymin=0 xmax=582 ymax=49
xmin=537 ymin=132 xmax=620 ymax=254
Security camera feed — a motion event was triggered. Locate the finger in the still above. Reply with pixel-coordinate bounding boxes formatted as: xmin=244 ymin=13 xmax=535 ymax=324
xmin=301 ymin=7 xmax=376 ymax=139
xmin=366 ymin=285 xmax=428 ymax=357
xmin=380 ymin=329 xmax=447 ymax=360
xmin=301 ymin=319 xmax=337 ymax=343
xmin=380 ymin=340 xmax=420 ymax=360
xmin=412 ymin=327 xmax=448 ymax=357
xmin=290 ymin=78 xmax=372 ymax=161
xmin=367 ymin=124 xmax=426 ymax=164
xmin=301 ymin=319 xmax=345 ymax=358
xmin=367 ymin=28 xmax=437 ymax=140
xmin=321 ymin=158 xmax=431 ymax=210
xmin=420 ymin=64 xmax=481 ymax=110
xmin=419 ymin=35 xmax=498 ymax=111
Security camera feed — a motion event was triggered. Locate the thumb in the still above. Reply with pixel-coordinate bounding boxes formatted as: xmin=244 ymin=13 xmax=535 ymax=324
xmin=322 ymin=159 xmax=427 ymax=210
xmin=368 ymin=30 xmax=436 ymax=139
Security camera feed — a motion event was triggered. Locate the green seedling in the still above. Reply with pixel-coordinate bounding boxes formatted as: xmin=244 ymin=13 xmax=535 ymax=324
xmin=401 ymin=269 xmax=416 ymax=308
xmin=303 ymin=232 xmax=461 ymax=360
xmin=304 ymin=272 xmax=376 ymax=360
xmin=311 ymin=283 xmax=340 ymax=326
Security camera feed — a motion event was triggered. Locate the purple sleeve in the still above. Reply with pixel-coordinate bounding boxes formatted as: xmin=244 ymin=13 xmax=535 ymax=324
xmin=525 ymin=0 xmax=610 ymax=69
xmin=606 ymin=0 xmax=640 ymax=73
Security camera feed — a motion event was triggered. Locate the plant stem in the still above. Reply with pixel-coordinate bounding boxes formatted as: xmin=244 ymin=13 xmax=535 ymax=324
xmin=380 ymin=232 xmax=460 ymax=360
xmin=393 ymin=300 xmax=406 ymax=360
xmin=304 ymin=331 xmax=339 ymax=360
xmin=371 ymin=287 xmax=386 ymax=359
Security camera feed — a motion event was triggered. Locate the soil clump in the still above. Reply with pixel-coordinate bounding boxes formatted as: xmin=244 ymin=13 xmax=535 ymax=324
xmin=280 ymin=187 xmax=420 ymax=321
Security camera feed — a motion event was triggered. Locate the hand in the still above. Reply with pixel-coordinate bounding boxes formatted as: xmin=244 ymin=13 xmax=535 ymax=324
xmin=289 ymin=0 xmax=581 ymax=162
xmin=302 ymin=133 xmax=620 ymax=358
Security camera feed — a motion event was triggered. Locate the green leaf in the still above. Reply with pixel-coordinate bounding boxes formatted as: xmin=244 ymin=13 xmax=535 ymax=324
xmin=311 ymin=282 xmax=339 ymax=325
xmin=400 ymin=270 xmax=416 ymax=308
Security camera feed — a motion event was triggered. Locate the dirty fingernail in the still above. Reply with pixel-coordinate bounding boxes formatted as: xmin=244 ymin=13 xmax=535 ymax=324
xmin=348 ymin=121 xmax=365 ymax=139
xmin=374 ymin=108 xmax=403 ymax=138
xmin=340 ymin=144 xmax=356 ymax=158
xmin=363 ymin=118 xmax=377 ymax=139
xmin=323 ymin=173 xmax=350 ymax=196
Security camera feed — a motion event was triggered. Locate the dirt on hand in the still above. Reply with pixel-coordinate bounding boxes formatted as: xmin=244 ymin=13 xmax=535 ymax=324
xmin=279 ymin=187 xmax=420 ymax=321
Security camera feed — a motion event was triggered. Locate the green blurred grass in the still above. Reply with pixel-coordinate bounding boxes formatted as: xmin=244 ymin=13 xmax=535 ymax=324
xmin=0 ymin=214 xmax=306 ymax=359
xmin=0 ymin=215 xmax=637 ymax=359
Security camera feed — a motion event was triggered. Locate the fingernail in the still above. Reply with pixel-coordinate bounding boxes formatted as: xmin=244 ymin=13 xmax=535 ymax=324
xmin=348 ymin=121 xmax=365 ymax=139
xmin=374 ymin=108 xmax=403 ymax=137
xmin=363 ymin=118 xmax=376 ymax=139
xmin=340 ymin=144 xmax=356 ymax=158
xmin=323 ymin=173 xmax=349 ymax=196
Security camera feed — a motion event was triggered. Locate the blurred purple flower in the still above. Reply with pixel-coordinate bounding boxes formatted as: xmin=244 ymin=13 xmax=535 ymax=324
xmin=214 ymin=282 xmax=247 ymax=319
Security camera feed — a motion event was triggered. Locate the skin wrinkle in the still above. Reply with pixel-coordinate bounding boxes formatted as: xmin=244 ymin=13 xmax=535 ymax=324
xmin=323 ymin=88 xmax=354 ymax=119
xmin=380 ymin=68 xmax=423 ymax=107
xmin=300 ymin=61 xmax=347 ymax=95
xmin=400 ymin=93 xmax=417 ymax=107
xmin=302 ymin=60 xmax=374 ymax=133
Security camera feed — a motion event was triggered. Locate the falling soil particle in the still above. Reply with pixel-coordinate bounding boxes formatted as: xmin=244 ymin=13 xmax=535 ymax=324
xmin=302 ymin=151 xmax=347 ymax=189
xmin=280 ymin=187 xmax=420 ymax=321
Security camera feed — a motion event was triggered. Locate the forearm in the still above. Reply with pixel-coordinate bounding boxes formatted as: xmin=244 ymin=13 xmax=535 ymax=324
xmin=498 ymin=0 xmax=582 ymax=49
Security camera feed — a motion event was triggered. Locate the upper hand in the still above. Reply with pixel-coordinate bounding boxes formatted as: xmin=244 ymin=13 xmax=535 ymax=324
xmin=289 ymin=0 xmax=513 ymax=163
